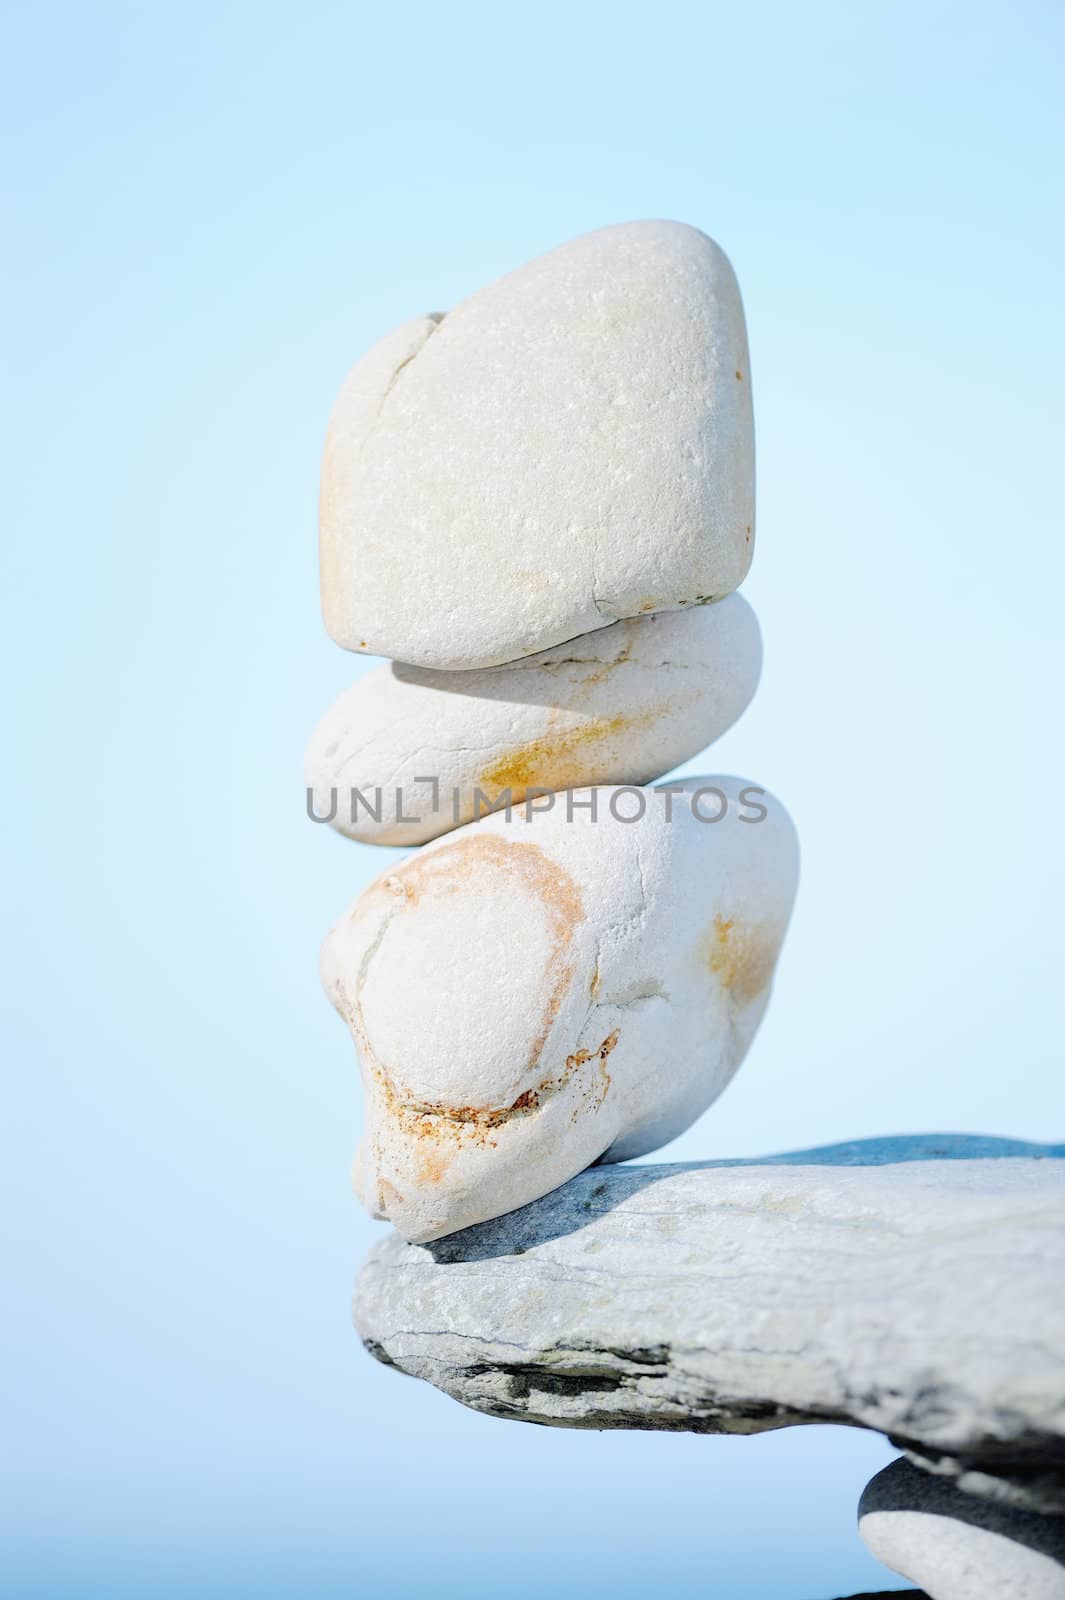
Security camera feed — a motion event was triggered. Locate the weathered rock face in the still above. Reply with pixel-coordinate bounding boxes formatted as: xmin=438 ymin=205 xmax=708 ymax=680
xmin=322 ymin=777 xmax=798 ymax=1242
xmin=859 ymin=1459 xmax=1065 ymax=1599
xmin=319 ymin=220 xmax=754 ymax=670
xmin=305 ymin=598 xmax=761 ymax=846
xmin=355 ymin=1138 xmax=1065 ymax=1508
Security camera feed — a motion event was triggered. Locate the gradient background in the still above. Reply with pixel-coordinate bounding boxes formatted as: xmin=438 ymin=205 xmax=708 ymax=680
xmin=4 ymin=3 xmax=1063 ymax=1595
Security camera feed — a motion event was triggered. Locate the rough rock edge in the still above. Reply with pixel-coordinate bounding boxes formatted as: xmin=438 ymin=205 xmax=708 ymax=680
xmin=356 ymin=1136 xmax=1065 ymax=1513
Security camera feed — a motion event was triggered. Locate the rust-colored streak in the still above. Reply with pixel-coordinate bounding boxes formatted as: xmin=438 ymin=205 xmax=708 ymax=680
xmin=703 ymin=912 xmax=779 ymax=1008
xmin=378 ymin=1026 xmax=621 ymax=1183
xmin=566 ymin=1029 xmax=620 ymax=1123
xmin=348 ymin=834 xmax=594 ymax=1186
xmin=479 ymin=710 xmax=656 ymax=802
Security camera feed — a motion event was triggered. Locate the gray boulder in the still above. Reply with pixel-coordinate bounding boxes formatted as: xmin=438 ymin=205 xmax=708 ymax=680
xmin=356 ymin=1136 xmax=1065 ymax=1510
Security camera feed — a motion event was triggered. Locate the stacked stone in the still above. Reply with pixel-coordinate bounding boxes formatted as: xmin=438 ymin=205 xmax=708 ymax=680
xmin=308 ymin=221 xmax=800 ymax=1245
xmin=310 ymin=222 xmax=1065 ymax=1597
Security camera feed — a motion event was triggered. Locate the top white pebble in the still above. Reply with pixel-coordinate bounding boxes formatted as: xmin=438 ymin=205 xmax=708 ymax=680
xmin=320 ymin=219 xmax=755 ymax=670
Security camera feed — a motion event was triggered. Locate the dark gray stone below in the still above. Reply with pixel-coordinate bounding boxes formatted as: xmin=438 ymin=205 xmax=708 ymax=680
xmin=859 ymin=1458 xmax=1065 ymax=1597
xmin=832 ymin=1591 xmax=928 ymax=1599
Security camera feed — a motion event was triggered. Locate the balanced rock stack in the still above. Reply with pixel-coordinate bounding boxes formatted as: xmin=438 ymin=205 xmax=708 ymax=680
xmin=309 ymin=220 xmax=799 ymax=1244
xmin=310 ymin=223 xmax=1065 ymax=1598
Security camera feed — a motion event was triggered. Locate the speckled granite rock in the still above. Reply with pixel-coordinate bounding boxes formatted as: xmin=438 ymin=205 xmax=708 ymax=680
xmin=859 ymin=1459 xmax=1065 ymax=1598
xmin=356 ymin=1136 xmax=1065 ymax=1507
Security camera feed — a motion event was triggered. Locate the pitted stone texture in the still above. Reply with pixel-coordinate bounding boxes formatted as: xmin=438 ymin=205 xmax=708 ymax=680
xmin=322 ymin=777 xmax=798 ymax=1241
xmin=356 ymin=1139 xmax=1065 ymax=1502
xmin=859 ymin=1459 xmax=1065 ymax=1598
xmin=306 ymin=598 xmax=761 ymax=846
xmin=320 ymin=220 xmax=754 ymax=670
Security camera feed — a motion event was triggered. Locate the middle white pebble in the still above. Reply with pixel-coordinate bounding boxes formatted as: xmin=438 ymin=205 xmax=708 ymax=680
xmin=306 ymin=596 xmax=761 ymax=847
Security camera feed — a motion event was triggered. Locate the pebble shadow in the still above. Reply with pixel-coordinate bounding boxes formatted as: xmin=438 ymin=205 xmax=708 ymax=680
xmin=424 ymin=1133 xmax=1065 ymax=1263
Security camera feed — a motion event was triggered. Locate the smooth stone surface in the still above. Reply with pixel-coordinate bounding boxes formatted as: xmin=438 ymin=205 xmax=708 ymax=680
xmin=322 ymin=776 xmax=798 ymax=1241
xmin=306 ymin=598 xmax=761 ymax=847
xmin=320 ymin=220 xmax=754 ymax=670
xmin=355 ymin=1140 xmax=1065 ymax=1498
xmin=859 ymin=1459 xmax=1065 ymax=1598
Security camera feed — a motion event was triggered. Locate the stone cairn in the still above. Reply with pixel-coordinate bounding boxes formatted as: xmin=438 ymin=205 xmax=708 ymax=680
xmin=309 ymin=223 xmax=1065 ymax=1600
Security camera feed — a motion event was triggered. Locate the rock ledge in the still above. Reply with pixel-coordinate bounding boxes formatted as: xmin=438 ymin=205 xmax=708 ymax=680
xmin=356 ymin=1136 xmax=1065 ymax=1509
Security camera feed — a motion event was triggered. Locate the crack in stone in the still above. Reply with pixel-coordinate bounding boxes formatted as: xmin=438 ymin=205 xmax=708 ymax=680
xmin=374 ymin=310 xmax=445 ymax=421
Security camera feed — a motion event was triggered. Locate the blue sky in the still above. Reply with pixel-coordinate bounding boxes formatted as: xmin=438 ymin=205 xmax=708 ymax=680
xmin=4 ymin=2 xmax=1063 ymax=1595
